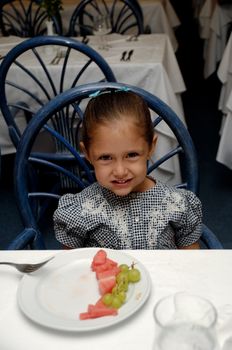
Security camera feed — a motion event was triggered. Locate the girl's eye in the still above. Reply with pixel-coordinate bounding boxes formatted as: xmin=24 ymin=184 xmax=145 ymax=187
xmin=99 ymin=155 xmax=111 ymax=161
xmin=127 ymin=152 xmax=139 ymax=158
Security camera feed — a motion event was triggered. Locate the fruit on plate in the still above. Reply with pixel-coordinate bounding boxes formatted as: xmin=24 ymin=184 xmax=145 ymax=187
xmin=79 ymin=302 xmax=118 ymax=320
xmin=79 ymin=249 xmax=141 ymax=320
xmin=98 ymin=275 xmax=117 ymax=295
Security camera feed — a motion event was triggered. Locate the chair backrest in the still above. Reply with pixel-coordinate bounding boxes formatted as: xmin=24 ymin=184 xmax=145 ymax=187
xmin=0 ymin=35 xmax=116 ymax=150
xmin=68 ymin=0 xmax=144 ymax=37
xmin=8 ymin=82 xmax=223 ymax=249
xmin=0 ymin=0 xmax=62 ymax=37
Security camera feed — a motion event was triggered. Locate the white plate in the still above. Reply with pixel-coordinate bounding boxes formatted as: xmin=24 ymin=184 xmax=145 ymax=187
xmin=17 ymin=248 xmax=151 ymax=332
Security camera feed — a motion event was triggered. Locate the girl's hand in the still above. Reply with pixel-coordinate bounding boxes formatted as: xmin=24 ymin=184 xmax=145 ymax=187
xmin=179 ymin=241 xmax=200 ymax=249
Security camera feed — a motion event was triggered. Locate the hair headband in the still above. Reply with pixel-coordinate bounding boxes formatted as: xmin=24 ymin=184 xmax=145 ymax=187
xmin=89 ymin=86 xmax=130 ymax=98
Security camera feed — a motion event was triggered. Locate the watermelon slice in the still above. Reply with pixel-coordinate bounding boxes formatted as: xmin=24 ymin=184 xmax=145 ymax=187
xmin=91 ymin=249 xmax=107 ymax=268
xmin=79 ymin=305 xmax=118 ymax=320
xmin=92 ymin=258 xmax=118 ymax=272
xmin=98 ymin=276 xmax=116 ymax=295
xmin=94 ymin=297 xmax=106 ymax=308
xmin=80 ymin=249 xmax=120 ymax=320
xmin=96 ymin=266 xmax=121 ymax=280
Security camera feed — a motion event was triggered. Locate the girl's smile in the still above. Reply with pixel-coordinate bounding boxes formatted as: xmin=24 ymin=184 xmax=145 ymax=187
xmin=81 ymin=118 xmax=157 ymax=196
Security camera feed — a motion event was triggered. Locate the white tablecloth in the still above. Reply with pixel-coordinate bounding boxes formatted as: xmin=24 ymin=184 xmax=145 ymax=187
xmin=216 ymin=97 xmax=232 ymax=169
xmin=0 ymin=34 xmax=186 ymax=184
xmin=0 ymin=249 xmax=232 ymax=349
xmin=192 ymin=0 xmax=206 ymax=18
xmin=216 ymin=31 xmax=232 ymax=169
xmin=217 ymin=32 xmax=232 ymax=113
xmin=199 ymin=0 xmax=232 ymax=78
xmin=61 ymin=0 xmax=180 ymax=51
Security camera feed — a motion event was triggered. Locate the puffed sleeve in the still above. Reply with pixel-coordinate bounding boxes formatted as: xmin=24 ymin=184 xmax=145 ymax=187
xmin=173 ymin=190 xmax=202 ymax=247
xmin=53 ymin=193 xmax=87 ymax=248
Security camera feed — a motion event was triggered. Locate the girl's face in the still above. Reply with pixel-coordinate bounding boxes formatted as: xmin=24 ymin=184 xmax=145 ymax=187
xmin=81 ymin=118 xmax=157 ymax=196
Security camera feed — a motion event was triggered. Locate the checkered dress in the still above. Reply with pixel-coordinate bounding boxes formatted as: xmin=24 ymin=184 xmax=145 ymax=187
xmin=53 ymin=180 xmax=202 ymax=249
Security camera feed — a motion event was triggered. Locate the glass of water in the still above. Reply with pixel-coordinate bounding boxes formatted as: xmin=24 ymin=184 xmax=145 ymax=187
xmin=153 ymin=292 xmax=219 ymax=350
xmin=93 ymin=15 xmax=111 ymax=50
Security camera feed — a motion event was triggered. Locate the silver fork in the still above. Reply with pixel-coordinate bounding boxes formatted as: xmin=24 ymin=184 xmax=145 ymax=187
xmin=54 ymin=49 xmax=63 ymax=65
xmin=0 ymin=256 xmax=54 ymax=273
xmin=49 ymin=52 xmax=59 ymax=65
xmin=49 ymin=49 xmax=62 ymax=65
xmin=52 ymin=49 xmax=65 ymax=65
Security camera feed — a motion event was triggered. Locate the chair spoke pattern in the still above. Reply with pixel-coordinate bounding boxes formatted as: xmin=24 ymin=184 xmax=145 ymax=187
xmin=0 ymin=36 xmax=116 ymax=227
xmin=68 ymin=0 xmax=144 ymax=36
xmin=0 ymin=36 xmax=116 ymax=150
xmin=0 ymin=0 xmax=62 ymax=37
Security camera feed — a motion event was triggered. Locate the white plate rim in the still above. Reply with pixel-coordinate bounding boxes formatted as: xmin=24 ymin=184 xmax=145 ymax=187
xmin=17 ymin=248 xmax=151 ymax=332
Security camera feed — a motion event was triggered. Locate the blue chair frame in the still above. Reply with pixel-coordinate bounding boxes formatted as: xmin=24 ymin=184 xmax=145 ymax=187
xmin=7 ymin=82 xmax=223 ymax=249
xmin=0 ymin=35 xmax=116 ymax=149
xmin=68 ymin=0 xmax=144 ymax=36
xmin=0 ymin=36 xmax=116 ymax=228
xmin=0 ymin=0 xmax=62 ymax=37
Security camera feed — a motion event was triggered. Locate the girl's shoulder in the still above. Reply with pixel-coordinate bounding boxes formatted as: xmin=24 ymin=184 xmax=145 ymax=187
xmin=58 ymin=182 xmax=103 ymax=207
xmin=154 ymin=180 xmax=202 ymax=207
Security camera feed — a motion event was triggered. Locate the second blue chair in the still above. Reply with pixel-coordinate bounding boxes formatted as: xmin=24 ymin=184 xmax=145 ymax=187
xmin=68 ymin=0 xmax=144 ymax=36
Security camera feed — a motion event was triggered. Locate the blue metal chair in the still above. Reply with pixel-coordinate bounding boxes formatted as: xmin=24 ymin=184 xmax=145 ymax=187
xmin=0 ymin=35 xmax=116 ymax=150
xmin=68 ymin=0 xmax=144 ymax=37
xmin=6 ymin=82 xmax=223 ymax=249
xmin=0 ymin=0 xmax=62 ymax=37
xmin=0 ymin=36 xmax=116 ymax=228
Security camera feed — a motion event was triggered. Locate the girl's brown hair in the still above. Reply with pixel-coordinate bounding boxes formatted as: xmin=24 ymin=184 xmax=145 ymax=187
xmin=82 ymin=91 xmax=154 ymax=150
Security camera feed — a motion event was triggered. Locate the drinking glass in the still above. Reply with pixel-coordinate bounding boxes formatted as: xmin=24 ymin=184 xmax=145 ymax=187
xmin=153 ymin=292 xmax=219 ymax=350
xmin=93 ymin=15 xmax=111 ymax=50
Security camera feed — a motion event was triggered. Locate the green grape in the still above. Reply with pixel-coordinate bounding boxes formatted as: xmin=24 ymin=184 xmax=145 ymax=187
xmin=118 ymin=290 xmax=126 ymax=303
xmin=128 ymin=268 xmax=141 ymax=283
xmin=116 ymin=271 xmax=129 ymax=284
xmin=111 ymin=285 xmax=118 ymax=295
xmin=102 ymin=293 xmax=113 ymax=306
xmin=111 ymin=296 xmax=122 ymax=309
xmin=108 ymin=263 xmax=142 ymax=310
xmin=119 ymin=264 xmax=129 ymax=272
xmin=118 ymin=279 xmax=128 ymax=292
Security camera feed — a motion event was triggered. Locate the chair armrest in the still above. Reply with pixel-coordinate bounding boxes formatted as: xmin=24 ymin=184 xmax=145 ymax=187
xmin=200 ymin=224 xmax=223 ymax=249
xmin=6 ymin=228 xmax=45 ymax=250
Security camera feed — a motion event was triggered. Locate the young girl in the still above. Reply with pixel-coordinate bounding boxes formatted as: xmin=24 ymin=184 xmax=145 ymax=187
xmin=53 ymin=90 xmax=201 ymax=249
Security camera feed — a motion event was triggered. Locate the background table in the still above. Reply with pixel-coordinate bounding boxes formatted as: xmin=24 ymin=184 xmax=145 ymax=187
xmin=0 ymin=34 xmax=186 ymax=184
xmin=217 ymin=31 xmax=232 ymax=114
xmin=61 ymin=0 xmax=180 ymax=51
xmin=216 ymin=31 xmax=232 ymax=169
xmin=0 ymin=249 xmax=232 ymax=349
xmin=216 ymin=91 xmax=232 ymax=169
xmin=199 ymin=0 xmax=232 ymax=78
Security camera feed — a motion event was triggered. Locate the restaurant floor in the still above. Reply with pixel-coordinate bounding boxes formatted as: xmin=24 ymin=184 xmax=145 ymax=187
xmin=0 ymin=3 xmax=231 ymax=249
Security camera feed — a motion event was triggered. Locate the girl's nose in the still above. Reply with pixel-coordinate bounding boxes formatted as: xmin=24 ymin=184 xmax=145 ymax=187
xmin=113 ymin=161 xmax=128 ymax=177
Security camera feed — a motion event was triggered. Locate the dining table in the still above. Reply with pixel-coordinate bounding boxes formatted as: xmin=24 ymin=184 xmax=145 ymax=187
xmin=198 ymin=0 xmax=232 ymax=78
xmin=0 ymin=33 xmax=186 ymax=185
xmin=216 ymin=90 xmax=232 ymax=170
xmin=216 ymin=31 xmax=232 ymax=169
xmin=0 ymin=248 xmax=232 ymax=349
xmin=61 ymin=0 xmax=180 ymax=51
xmin=217 ymin=31 xmax=232 ymax=114
xmin=193 ymin=0 xmax=206 ymax=17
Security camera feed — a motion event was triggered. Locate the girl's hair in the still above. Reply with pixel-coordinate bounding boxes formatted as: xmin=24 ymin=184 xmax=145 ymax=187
xmin=82 ymin=91 xmax=154 ymax=150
